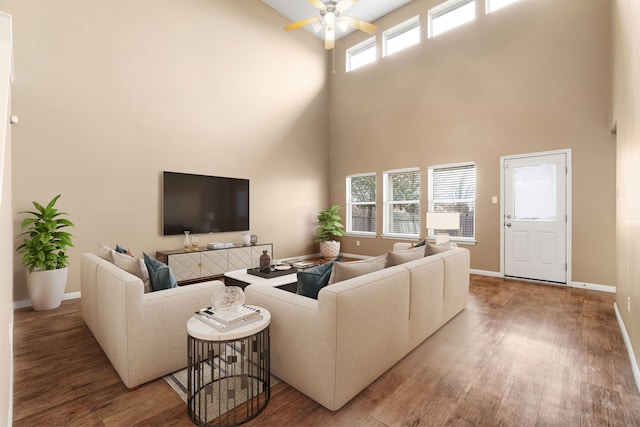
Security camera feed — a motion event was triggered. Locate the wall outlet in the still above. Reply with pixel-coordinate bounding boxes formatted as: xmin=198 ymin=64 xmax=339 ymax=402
xmin=356 ymin=240 xmax=360 ymax=247
xmin=628 ymin=297 xmax=631 ymax=313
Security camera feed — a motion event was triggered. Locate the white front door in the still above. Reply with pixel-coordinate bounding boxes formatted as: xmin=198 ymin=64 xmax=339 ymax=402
xmin=503 ymin=152 xmax=568 ymax=284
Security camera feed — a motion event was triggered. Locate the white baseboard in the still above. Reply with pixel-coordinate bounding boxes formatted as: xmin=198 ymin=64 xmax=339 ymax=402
xmin=470 ymin=269 xmax=502 ymax=277
xmin=569 ymin=281 xmax=616 ymax=293
xmin=13 ymin=291 xmax=81 ymax=310
xmin=614 ymin=302 xmax=640 ymax=394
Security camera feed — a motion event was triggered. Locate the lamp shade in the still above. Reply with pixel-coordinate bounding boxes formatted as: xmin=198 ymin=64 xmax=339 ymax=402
xmin=426 ymin=212 xmax=460 ymax=231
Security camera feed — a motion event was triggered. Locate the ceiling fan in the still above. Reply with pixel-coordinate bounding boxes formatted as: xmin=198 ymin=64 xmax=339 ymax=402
xmin=284 ymin=0 xmax=378 ymax=50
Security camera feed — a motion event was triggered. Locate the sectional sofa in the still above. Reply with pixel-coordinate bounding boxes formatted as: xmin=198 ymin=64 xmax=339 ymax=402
xmin=245 ymin=246 xmax=470 ymax=411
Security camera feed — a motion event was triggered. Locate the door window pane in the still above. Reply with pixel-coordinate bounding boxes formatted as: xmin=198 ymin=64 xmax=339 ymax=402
xmin=513 ymin=164 xmax=556 ymax=221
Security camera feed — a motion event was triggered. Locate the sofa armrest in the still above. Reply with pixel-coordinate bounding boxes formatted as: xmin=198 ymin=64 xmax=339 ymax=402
xmin=123 ymin=280 xmax=224 ymax=387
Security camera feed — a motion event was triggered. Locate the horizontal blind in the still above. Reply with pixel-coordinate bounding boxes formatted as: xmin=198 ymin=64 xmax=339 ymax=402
xmin=431 ymin=164 xmax=475 ymax=202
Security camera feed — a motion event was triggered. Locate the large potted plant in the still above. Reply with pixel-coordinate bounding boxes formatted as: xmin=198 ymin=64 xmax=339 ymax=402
xmin=16 ymin=194 xmax=74 ymax=311
xmin=315 ymin=205 xmax=346 ymax=259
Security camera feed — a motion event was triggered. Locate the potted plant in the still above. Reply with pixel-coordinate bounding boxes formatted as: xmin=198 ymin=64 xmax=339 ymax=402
xmin=315 ymin=205 xmax=346 ymax=259
xmin=16 ymin=194 xmax=74 ymax=311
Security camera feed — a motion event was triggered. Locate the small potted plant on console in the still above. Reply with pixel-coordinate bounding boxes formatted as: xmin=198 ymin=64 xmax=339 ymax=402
xmin=315 ymin=205 xmax=345 ymax=259
xmin=16 ymin=194 xmax=74 ymax=311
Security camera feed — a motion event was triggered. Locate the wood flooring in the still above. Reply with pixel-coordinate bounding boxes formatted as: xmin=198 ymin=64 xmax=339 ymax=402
xmin=12 ymin=275 xmax=640 ymax=426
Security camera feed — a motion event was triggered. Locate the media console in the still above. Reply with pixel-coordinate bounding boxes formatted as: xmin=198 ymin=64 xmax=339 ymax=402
xmin=156 ymin=243 xmax=273 ymax=285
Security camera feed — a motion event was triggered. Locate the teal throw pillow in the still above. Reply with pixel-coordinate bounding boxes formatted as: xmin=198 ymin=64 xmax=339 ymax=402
xmin=143 ymin=252 xmax=178 ymax=291
xmin=414 ymin=239 xmax=426 ymax=247
xmin=296 ymin=256 xmax=342 ymax=299
xmin=115 ymin=244 xmax=128 ymax=254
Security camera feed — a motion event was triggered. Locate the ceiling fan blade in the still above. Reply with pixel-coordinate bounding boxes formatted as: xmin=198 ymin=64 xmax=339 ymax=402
xmin=308 ymin=0 xmax=327 ymax=10
xmin=325 ymin=26 xmax=335 ymax=50
xmin=336 ymin=0 xmax=358 ymax=12
xmin=284 ymin=16 xmax=321 ymax=31
xmin=342 ymin=16 xmax=377 ymax=34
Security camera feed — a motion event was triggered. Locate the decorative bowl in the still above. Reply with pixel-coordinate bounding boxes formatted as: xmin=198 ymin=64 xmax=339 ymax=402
xmin=211 ymin=286 xmax=245 ymax=312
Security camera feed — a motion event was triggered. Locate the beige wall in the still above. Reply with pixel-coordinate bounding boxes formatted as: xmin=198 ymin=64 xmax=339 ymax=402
xmin=0 ymin=8 xmax=12 ymax=425
xmin=612 ymin=0 xmax=640 ymax=377
xmin=7 ymin=0 xmax=329 ymax=301
xmin=329 ymin=0 xmax=616 ymax=285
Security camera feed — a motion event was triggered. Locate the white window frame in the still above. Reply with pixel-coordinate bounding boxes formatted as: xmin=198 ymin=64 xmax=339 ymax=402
xmin=428 ymin=162 xmax=476 ymax=243
xmin=346 ymin=173 xmax=377 ymax=236
xmin=428 ymin=0 xmax=476 ymax=38
xmin=383 ymin=167 xmax=421 ymax=239
xmin=486 ymin=0 xmax=520 ymax=14
xmin=346 ymin=36 xmax=376 ymax=72
xmin=383 ymin=15 xmax=420 ymax=58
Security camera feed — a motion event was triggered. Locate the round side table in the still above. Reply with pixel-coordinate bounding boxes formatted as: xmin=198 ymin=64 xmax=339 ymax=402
xmin=187 ymin=307 xmax=271 ymax=427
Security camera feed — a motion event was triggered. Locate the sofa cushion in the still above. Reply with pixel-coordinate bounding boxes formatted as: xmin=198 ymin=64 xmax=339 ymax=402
xmin=328 ymin=254 xmax=387 ymax=284
xmin=112 ymin=251 xmax=152 ymax=293
xmin=426 ymin=242 xmax=453 ymax=256
xmin=296 ymin=256 xmax=342 ymax=299
xmin=97 ymin=243 xmax=114 ymax=263
xmin=143 ymin=253 xmax=178 ymax=292
xmin=386 ymin=245 xmax=426 ymax=267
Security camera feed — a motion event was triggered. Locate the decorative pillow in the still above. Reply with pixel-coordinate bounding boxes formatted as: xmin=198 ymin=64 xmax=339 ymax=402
xmin=97 ymin=243 xmax=114 ymax=262
xmin=112 ymin=251 xmax=152 ymax=293
xmin=414 ymin=239 xmax=426 ymax=248
xmin=115 ymin=244 xmax=128 ymax=254
xmin=143 ymin=253 xmax=178 ymax=292
xmin=387 ymin=245 xmax=426 ymax=267
xmin=296 ymin=256 xmax=342 ymax=299
xmin=426 ymin=242 xmax=452 ymax=256
xmin=328 ymin=254 xmax=387 ymax=284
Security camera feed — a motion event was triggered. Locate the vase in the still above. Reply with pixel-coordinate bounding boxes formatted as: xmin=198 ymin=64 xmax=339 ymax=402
xmin=183 ymin=231 xmax=191 ymax=251
xmin=211 ymin=286 xmax=245 ymax=312
xmin=259 ymin=250 xmax=271 ymax=273
xmin=25 ymin=267 xmax=68 ymax=311
xmin=320 ymin=240 xmax=341 ymax=259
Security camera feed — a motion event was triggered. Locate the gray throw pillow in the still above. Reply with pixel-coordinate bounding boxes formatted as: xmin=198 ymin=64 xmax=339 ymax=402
xmin=296 ymin=256 xmax=342 ymax=299
xmin=143 ymin=252 xmax=178 ymax=292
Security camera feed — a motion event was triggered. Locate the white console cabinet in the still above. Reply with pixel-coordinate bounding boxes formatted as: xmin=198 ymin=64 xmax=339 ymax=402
xmin=156 ymin=244 xmax=273 ymax=284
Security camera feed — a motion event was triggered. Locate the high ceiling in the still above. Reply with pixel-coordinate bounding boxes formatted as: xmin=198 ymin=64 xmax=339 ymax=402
xmin=262 ymin=0 xmax=413 ymax=41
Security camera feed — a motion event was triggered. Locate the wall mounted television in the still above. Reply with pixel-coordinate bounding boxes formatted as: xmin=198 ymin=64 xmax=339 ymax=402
xmin=162 ymin=171 xmax=249 ymax=236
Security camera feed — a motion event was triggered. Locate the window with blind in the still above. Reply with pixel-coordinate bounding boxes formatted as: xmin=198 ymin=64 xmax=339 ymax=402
xmin=383 ymin=168 xmax=420 ymax=237
xmin=428 ymin=163 xmax=476 ymax=241
xmin=346 ymin=36 xmax=376 ymax=72
xmin=383 ymin=16 xmax=420 ymax=57
xmin=428 ymin=0 xmax=476 ymax=38
xmin=346 ymin=173 xmax=377 ymax=235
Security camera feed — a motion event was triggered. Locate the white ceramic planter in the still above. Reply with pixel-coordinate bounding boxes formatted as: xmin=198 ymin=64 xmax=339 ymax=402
xmin=25 ymin=267 xmax=68 ymax=311
xmin=320 ymin=240 xmax=341 ymax=259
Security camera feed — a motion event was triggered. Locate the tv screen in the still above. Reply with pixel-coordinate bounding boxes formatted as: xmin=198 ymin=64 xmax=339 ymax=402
xmin=162 ymin=171 xmax=249 ymax=235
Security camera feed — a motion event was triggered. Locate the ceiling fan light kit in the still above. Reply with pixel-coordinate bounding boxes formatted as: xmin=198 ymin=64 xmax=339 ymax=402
xmin=284 ymin=0 xmax=378 ymax=50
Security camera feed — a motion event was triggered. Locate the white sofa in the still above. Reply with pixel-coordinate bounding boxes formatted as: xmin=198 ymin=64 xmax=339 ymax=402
xmin=80 ymin=252 xmax=224 ymax=388
xmin=244 ymin=247 xmax=470 ymax=411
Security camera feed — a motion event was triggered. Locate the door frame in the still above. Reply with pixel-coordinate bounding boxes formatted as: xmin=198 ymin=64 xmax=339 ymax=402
xmin=499 ymin=149 xmax=572 ymax=285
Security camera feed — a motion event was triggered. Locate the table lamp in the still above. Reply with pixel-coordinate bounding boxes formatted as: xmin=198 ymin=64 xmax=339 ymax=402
xmin=426 ymin=212 xmax=460 ymax=244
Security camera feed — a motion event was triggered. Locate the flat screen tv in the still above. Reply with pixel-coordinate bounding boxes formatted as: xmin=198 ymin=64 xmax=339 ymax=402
xmin=162 ymin=171 xmax=249 ymax=235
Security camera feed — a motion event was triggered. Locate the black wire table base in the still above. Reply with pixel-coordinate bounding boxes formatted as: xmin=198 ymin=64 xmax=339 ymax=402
xmin=187 ymin=326 xmax=270 ymax=427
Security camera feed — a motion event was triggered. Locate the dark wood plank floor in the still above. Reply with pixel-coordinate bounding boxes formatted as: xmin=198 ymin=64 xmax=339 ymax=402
xmin=12 ymin=275 xmax=640 ymax=426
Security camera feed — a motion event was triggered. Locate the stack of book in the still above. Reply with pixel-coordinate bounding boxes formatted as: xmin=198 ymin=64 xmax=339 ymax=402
xmin=194 ymin=305 xmax=263 ymax=331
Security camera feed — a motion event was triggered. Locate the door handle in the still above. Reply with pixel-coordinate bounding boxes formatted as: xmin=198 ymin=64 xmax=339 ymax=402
xmin=506 ymin=223 xmax=512 ymax=227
